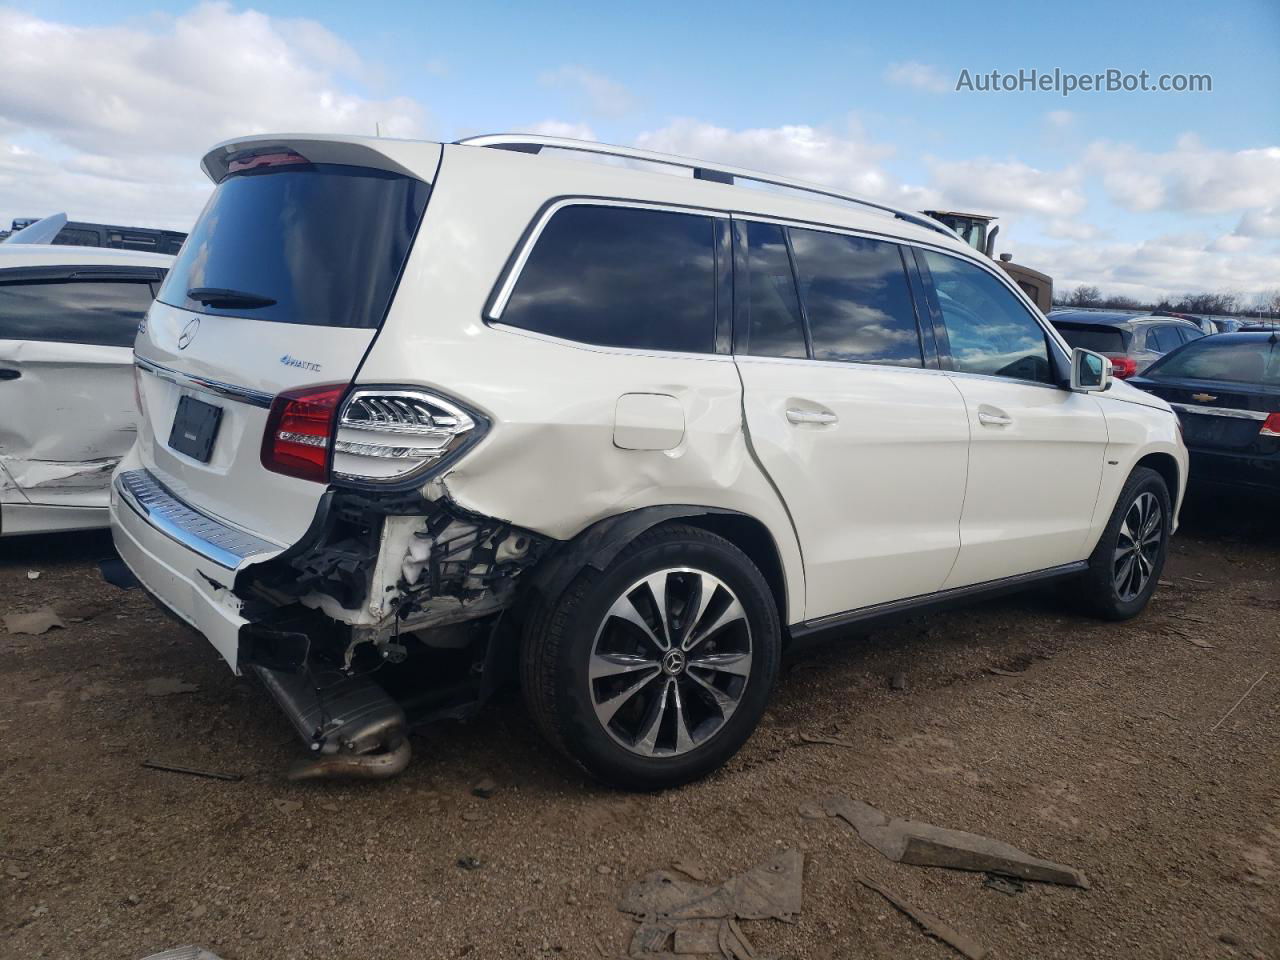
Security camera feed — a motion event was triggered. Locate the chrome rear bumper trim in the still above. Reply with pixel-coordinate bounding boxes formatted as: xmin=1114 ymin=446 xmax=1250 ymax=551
xmin=1170 ymin=402 xmax=1267 ymax=421
xmin=115 ymin=469 xmax=281 ymax=570
xmin=134 ymin=355 xmax=275 ymax=409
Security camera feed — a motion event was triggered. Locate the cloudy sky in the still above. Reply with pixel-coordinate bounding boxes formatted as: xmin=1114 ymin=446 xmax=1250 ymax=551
xmin=1 ymin=0 xmax=1277 ymax=303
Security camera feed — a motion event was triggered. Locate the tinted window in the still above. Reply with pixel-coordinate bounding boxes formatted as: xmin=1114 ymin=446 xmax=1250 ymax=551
xmin=0 ymin=280 xmax=154 ymax=347
xmin=742 ymin=221 xmax=806 ymax=358
xmin=502 ymin=205 xmax=715 ymax=353
xmin=1147 ymin=338 xmax=1280 ymax=386
xmin=1146 ymin=325 xmax=1177 ymax=353
xmin=159 ymin=162 xmax=429 ymax=328
xmin=789 ymin=229 xmax=922 ymax=367
xmin=1054 ymin=324 xmax=1129 ymax=354
xmin=922 ymin=250 xmax=1052 ymax=383
xmin=1176 ymin=325 xmax=1204 ymax=344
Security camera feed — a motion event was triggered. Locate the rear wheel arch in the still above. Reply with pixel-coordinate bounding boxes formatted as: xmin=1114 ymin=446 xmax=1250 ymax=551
xmin=525 ymin=505 xmax=790 ymax=626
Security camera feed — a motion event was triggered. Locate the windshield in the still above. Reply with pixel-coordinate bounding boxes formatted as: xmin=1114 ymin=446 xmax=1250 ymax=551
xmin=158 ymin=163 xmax=430 ymax=328
xmin=1054 ymin=324 xmax=1130 ymax=353
xmin=1146 ymin=337 xmax=1280 ymax=385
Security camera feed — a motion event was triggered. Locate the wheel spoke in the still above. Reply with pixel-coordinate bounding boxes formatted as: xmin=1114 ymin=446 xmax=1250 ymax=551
xmin=683 ymin=598 xmax=747 ymax=652
xmin=671 ymin=680 xmax=696 ymax=753
xmin=641 ymin=572 xmax=674 ymax=650
xmin=1115 ymin=554 xmax=1136 ymax=595
xmin=689 ymin=651 xmax=752 ymax=677
xmin=604 ymin=591 xmax=669 ymax=653
xmin=681 ymin=572 xmax=720 ymax=648
xmin=594 ymin=669 xmax=661 ymax=726
xmin=686 ymin=668 xmax=736 ymax=716
xmin=590 ymin=652 xmax=659 ymax=681
xmin=635 ymin=678 xmax=673 ymax=755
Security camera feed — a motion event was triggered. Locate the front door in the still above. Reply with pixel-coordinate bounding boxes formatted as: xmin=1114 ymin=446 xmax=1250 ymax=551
xmin=915 ymin=248 xmax=1109 ymax=587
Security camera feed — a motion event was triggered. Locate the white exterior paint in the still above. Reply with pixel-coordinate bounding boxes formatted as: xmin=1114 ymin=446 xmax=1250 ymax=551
xmin=0 ymin=244 xmax=172 ymax=536
xmin=112 ymin=133 xmax=1188 ymax=674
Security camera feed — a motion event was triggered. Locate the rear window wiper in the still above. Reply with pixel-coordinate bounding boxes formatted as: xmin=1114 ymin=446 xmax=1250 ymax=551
xmin=187 ymin=286 xmax=277 ymax=309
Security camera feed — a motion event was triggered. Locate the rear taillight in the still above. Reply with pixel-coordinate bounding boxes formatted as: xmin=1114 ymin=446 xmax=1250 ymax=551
xmin=332 ymin=389 xmax=485 ymax=484
xmin=1261 ymin=413 xmax=1280 ymax=438
xmin=261 ymin=384 xmax=346 ymax=483
xmin=1104 ymin=354 xmax=1138 ymax=379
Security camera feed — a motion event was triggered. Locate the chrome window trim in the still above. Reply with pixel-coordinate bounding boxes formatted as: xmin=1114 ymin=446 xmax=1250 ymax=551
xmin=1170 ymin=402 xmax=1268 ymax=421
xmin=488 ymin=321 xmax=735 ymax=362
xmin=134 ymin=355 xmax=275 ymax=409
xmin=487 ymin=197 xmax=727 ymax=322
xmin=115 ymin=469 xmax=281 ymax=570
xmin=731 ymin=352 xmax=951 ymax=377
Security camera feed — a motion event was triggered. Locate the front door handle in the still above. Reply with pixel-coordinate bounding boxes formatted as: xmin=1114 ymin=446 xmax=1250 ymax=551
xmin=0 ymin=368 xmax=19 ymax=381
xmin=978 ymin=411 xmax=1012 ymax=426
xmin=786 ymin=408 xmax=838 ymax=425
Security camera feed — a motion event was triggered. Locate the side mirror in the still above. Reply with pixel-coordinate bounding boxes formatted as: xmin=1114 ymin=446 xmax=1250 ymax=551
xmin=1070 ymin=347 xmax=1112 ymax=393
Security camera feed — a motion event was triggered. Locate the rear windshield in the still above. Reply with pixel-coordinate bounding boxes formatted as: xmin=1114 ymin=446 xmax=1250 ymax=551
xmin=1053 ymin=324 xmax=1129 ymax=353
xmin=158 ymin=163 xmax=429 ymax=328
xmin=1146 ymin=337 xmax=1280 ymax=385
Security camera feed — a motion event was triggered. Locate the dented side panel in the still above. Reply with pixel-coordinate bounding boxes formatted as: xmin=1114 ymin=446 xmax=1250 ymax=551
xmin=0 ymin=338 xmax=136 ymax=510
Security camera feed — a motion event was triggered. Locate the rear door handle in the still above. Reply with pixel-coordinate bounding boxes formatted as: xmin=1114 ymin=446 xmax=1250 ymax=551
xmin=0 ymin=368 xmax=19 ymax=381
xmin=786 ymin=408 xmax=838 ymax=425
xmin=978 ymin=411 xmax=1012 ymax=426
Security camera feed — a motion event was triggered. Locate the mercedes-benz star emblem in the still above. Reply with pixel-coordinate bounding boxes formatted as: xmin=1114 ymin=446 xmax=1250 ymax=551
xmin=177 ymin=318 xmax=201 ymax=350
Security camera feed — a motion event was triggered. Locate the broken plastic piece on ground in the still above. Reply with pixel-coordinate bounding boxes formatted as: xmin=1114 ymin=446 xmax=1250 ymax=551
xmin=620 ymin=849 xmax=802 ymax=956
xmin=824 ymin=795 xmax=1090 ymax=888
xmin=140 ymin=948 xmax=224 ymax=960
xmin=4 ymin=608 xmax=66 ymax=635
xmin=142 ymin=760 xmax=243 ymax=782
xmin=982 ymin=872 xmax=1027 ymax=896
xmin=859 ymin=877 xmax=988 ymax=960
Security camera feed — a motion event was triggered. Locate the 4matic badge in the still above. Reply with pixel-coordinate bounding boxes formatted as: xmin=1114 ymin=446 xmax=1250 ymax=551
xmin=280 ymin=354 xmax=322 ymax=373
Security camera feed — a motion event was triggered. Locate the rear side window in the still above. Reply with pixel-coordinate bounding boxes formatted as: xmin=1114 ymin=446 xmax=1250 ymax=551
xmin=922 ymin=250 xmax=1053 ymax=384
xmin=789 ymin=228 xmax=922 ymax=367
xmin=1054 ymin=324 xmax=1129 ymax=354
xmin=501 ymin=205 xmax=716 ymax=353
xmin=158 ymin=162 xmax=430 ymax=329
xmin=0 ymin=279 xmax=154 ymax=347
xmin=741 ymin=221 xmax=807 ymax=358
xmin=1146 ymin=325 xmax=1178 ymax=353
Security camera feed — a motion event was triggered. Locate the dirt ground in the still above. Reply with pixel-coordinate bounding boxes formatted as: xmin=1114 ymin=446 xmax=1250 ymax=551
xmin=2 ymin=493 xmax=1277 ymax=960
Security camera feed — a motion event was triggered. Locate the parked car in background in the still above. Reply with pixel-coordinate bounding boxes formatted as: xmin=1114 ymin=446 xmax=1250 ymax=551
xmin=1130 ymin=332 xmax=1280 ymax=495
xmin=112 ymin=132 xmax=1186 ymax=789
xmin=3 ymin=216 xmax=187 ymax=255
xmin=1047 ymin=311 xmax=1205 ymax=378
xmin=0 ymin=243 xmax=171 ymax=536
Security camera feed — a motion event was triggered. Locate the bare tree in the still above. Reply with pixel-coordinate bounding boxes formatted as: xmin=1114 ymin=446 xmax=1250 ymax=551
xmin=1065 ymin=284 xmax=1102 ymax=307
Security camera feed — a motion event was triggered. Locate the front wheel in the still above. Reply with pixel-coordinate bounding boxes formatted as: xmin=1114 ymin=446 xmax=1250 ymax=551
xmin=521 ymin=524 xmax=781 ymax=790
xmin=1080 ymin=467 xmax=1172 ymax=620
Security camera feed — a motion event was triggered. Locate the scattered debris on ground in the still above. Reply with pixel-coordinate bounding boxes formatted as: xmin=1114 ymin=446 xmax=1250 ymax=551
xmin=859 ymin=877 xmax=988 ymax=960
xmin=3 ymin=607 xmax=65 ymax=635
xmin=797 ymin=732 xmax=857 ymax=748
xmin=982 ymin=873 xmax=1026 ymax=896
xmin=273 ymin=800 xmax=302 ymax=815
xmin=26 ymin=570 xmax=40 ymax=580
xmin=987 ymin=667 xmax=1026 ymax=677
xmin=824 ymin=796 xmax=1090 ymax=887
xmin=889 ymin=672 xmax=908 ymax=690
xmin=140 ymin=947 xmax=225 ymax=960
xmin=456 ymin=857 xmax=482 ymax=870
xmin=144 ymin=677 xmax=199 ymax=697
xmin=619 ymin=849 xmax=803 ymax=957
xmin=141 ymin=760 xmax=243 ymax=782
xmin=471 ymin=776 xmax=497 ymax=798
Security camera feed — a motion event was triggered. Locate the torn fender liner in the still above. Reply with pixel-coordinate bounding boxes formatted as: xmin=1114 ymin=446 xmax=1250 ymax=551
xmin=825 ymin=795 xmax=1090 ymax=888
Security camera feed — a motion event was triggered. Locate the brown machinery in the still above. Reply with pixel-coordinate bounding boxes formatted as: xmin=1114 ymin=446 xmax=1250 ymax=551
xmin=923 ymin=211 xmax=1053 ymax=313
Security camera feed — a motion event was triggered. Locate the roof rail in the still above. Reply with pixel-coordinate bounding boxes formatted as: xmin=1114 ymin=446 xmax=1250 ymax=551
xmin=456 ymin=134 xmax=954 ymax=238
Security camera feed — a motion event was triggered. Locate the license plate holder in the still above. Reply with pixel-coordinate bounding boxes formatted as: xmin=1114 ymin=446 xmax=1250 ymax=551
xmin=168 ymin=395 xmax=223 ymax=463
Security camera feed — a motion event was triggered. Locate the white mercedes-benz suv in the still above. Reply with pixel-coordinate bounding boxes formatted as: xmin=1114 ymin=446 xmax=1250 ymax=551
xmin=111 ymin=133 xmax=1186 ymax=789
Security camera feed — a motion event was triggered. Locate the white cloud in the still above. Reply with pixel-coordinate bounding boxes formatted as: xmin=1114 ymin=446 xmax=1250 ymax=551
xmin=1084 ymin=134 xmax=1280 ymax=214
xmin=884 ymin=61 xmax=951 ymax=93
xmin=0 ymin=3 xmax=426 ymax=229
xmin=1234 ymin=206 xmax=1280 ymax=238
xmin=528 ymin=120 xmax=598 ymax=141
xmin=926 ymin=157 xmax=1085 ymax=218
xmin=1045 ymin=110 xmax=1075 ymax=128
xmin=539 ymin=66 xmax=636 ymax=117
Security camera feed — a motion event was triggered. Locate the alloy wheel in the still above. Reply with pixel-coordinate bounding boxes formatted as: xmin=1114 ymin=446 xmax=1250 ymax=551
xmin=588 ymin=567 xmax=753 ymax=757
xmin=1113 ymin=491 xmax=1163 ymax=602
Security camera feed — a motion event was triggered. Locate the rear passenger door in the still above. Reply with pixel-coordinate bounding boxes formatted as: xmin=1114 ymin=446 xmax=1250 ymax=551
xmin=733 ymin=220 xmax=970 ymax=621
xmin=915 ymin=249 xmax=1108 ymax=587
xmin=0 ymin=267 xmax=160 ymax=511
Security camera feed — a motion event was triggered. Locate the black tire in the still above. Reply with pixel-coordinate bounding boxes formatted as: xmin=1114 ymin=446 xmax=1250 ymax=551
xmin=521 ymin=523 xmax=781 ymax=790
xmin=1079 ymin=467 xmax=1172 ymax=620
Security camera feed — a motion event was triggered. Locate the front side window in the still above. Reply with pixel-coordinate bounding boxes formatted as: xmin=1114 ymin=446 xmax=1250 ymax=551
xmin=0 ymin=279 xmax=155 ymax=347
xmin=922 ymin=250 xmax=1053 ymax=384
xmin=1146 ymin=338 xmax=1280 ymax=385
xmin=502 ymin=205 xmax=716 ymax=353
xmin=741 ymin=221 xmax=807 ymax=358
xmin=789 ymin=228 xmax=922 ymax=367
